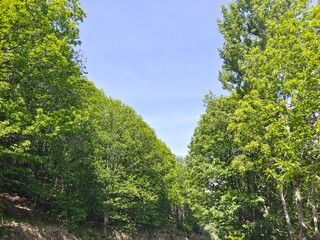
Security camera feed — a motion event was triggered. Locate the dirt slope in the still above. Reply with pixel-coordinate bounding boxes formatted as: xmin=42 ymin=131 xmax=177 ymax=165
xmin=0 ymin=193 xmax=211 ymax=239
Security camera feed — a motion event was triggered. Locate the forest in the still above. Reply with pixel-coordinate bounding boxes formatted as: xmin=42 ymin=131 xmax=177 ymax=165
xmin=0 ymin=0 xmax=320 ymax=239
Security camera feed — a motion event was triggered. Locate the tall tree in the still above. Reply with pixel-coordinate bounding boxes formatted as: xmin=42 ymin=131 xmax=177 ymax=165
xmin=0 ymin=0 xmax=93 ymax=223
xmin=90 ymin=97 xmax=177 ymax=235
xmin=188 ymin=0 xmax=320 ymax=239
xmin=187 ymin=95 xmax=283 ymax=239
xmin=217 ymin=0 xmax=319 ymax=239
xmin=218 ymin=0 xmax=294 ymax=93
xmin=230 ymin=1 xmax=320 ymax=238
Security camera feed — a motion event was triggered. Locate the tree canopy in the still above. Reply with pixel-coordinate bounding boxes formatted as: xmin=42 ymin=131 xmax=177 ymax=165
xmin=187 ymin=0 xmax=320 ymax=239
xmin=2 ymin=0 xmax=320 ymax=239
xmin=0 ymin=0 xmax=195 ymax=236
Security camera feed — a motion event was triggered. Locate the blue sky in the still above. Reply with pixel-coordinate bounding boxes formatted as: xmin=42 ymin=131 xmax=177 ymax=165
xmin=79 ymin=0 xmax=230 ymax=156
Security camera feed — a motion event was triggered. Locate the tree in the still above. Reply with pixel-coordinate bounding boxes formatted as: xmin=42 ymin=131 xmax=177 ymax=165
xmin=0 ymin=0 xmax=97 ymax=224
xmin=88 ymin=96 xmax=177 ymax=235
xmin=230 ymin=1 xmax=320 ymax=238
xmin=218 ymin=0 xmax=319 ymax=239
xmin=218 ymin=0 xmax=294 ymax=93
xmin=187 ymin=95 xmax=282 ymax=239
xmin=0 ymin=1 xmax=185 ymax=234
xmin=187 ymin=0 xmax=320 ymax=239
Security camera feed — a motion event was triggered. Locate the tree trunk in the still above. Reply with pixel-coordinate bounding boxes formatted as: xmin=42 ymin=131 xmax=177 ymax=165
xmin=293 ymin=179 xmax=307 ymax=240
xmin=174 ymin=205 xmax=181 ymax=228
xmin=279 ymin=186 xmax=295 ymax=239
xmin=310 ymin=180 xmax=318 ymax=236
xmin=103 ymin=209 xmax=109 ymax=237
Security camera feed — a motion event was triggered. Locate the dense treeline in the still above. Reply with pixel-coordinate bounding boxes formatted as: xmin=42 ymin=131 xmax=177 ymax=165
xmin=0 ymin=0 xmax=197 ymax=236
xmin=186 ymin=0 xmax=320 ymax=239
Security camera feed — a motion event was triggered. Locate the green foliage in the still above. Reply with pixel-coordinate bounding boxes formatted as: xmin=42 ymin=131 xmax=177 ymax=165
xmin=0 ymin=0 xmax=88 ymax=216
xmin=187 ymin=0 xmax=320 ymax=239
xmin=0 ymin=0 xmax=182 ymax=235
xmin=89 ymin=95 xmax=177 ymax=231
xmin=187 ymin=95 xmax=278 ymax=239
xmin=7 ymin=0 xmax=320 ymax=238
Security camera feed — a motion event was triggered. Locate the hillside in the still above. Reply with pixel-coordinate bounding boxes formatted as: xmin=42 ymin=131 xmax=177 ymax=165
xmin=0 ymin=192 xmax=212 ymax=240
xmin=0 ymin=192 xmax=85 ymax=239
